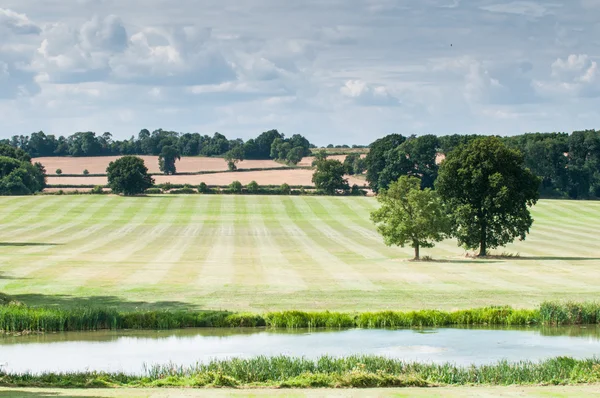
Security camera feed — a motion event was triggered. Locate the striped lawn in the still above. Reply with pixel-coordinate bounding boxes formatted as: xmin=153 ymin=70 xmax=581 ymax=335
xmin=0 ymin=196 xmax=599 ymax=312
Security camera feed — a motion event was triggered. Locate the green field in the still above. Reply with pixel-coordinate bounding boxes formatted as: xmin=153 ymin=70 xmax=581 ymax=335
xmin=0 ymin=196 xmax=599 ymax=312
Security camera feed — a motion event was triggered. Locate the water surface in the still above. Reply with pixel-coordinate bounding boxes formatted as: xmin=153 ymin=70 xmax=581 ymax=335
xmin=1 ymin=326 xmax=599 ymax=375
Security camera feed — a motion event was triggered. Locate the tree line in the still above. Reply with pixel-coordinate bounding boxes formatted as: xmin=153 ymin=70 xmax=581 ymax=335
xmin=365 ymin=130 xmax=600 ymax=200
xmin=0 ymin=129 xmax=313 ymax=164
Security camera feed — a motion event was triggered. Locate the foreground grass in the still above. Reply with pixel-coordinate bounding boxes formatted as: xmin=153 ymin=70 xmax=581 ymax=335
xmin=3 ymin=386 xmax=600 ymax=397
xmin=0 ymin=196 xmax=599 ymax=312
xmin=0 ymin=302 xmax=596 ymax=332
xmin=1 ymin=356 xmax=600 ymax=389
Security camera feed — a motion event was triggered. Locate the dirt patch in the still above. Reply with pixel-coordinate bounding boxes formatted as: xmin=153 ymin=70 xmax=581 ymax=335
xmin=46 ymin=169 xmax=369 ymax=187
xmin=34 ymin=156 xmax=294 ymax=175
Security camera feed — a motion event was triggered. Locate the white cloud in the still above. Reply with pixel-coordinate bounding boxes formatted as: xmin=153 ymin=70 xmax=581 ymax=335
xmin=479 ymin=2 xmax=560 ymax=18
xmin=340 ymin=80 xmax=399 ymax=106
xmin=0 ymin=8 xmax=40 ymax=35
xmin=534 ymin=54 xmax=600 ymax=97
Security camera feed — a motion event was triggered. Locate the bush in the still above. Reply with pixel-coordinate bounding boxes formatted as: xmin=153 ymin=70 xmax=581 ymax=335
xmin=198 ymin=182 xmax=210 ymax=194
xmin=145 ymin=188 xmax=163 ymax=194
xmin=83 ymin=169 xmax=89 ymax=175
xmin=162 ymin=182 xmax=173 ymax=192
xmin=351 ymin=184 xmax=366 ymax=196
xmin=91 ymin=185 xmax=104 ymax=194
xmin=170 ymin=188 xmax=196 ymax=194
xmin=229 ymin=180 xmax=243 ymax=194
xmin=55 ymin=169 xmax=62 ymax=175
xmin=280 ymin=183 xmax=291 ymax=195
xmin=247 ymin=181 xmax=260 ymax=194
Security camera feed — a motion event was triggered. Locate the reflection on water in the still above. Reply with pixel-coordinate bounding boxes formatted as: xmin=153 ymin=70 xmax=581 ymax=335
xmin=0 ymin=326 xmax=599 ymax=375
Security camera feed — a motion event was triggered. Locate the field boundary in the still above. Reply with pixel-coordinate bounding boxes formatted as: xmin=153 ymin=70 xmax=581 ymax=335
xmin=0 ymin=301 xmax=595 ymax=333
xmin=47 ymin=166 xmax=315 ymax=178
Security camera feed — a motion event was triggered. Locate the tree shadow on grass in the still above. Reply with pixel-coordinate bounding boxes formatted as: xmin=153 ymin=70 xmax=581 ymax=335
xmin=511 ymin=256 xmax=600 ymax=261
xmin=10 ymin=293 xmax=205 ymax=312
xmin=0 ymin=392 xmax=106 ymax=398
xmin=0 ymin=243 xmax=62 ymax=247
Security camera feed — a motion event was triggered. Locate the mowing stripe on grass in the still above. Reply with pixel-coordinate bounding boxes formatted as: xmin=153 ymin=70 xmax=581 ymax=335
xmin=247 ymin=196 xmax=306 ymax=293
xmin=280 ymin=197 xmax=378 ymax=291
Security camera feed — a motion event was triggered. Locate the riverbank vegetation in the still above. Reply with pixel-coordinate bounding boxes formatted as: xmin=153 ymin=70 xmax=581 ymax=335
xmin=0 ymin=302 xmax=597 ymax=333
xmin=1 ymin=355 xmax=599 ymax=388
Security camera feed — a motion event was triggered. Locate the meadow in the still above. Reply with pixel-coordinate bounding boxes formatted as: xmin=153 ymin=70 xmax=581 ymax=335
xmin=0 ymin=196 xmax=598 ymax=312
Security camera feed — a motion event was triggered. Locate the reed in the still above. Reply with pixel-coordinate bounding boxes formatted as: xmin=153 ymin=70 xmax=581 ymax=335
xmin=1 ymin=356 xmax=599 ymax=388
xmin=0 ymin=302 xmax=597 ymax=333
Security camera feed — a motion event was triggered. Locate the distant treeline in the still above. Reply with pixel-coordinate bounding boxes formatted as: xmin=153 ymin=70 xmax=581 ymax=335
xmin=4 ymin=128 xmax=600 ymax=199
xmin=0 ymin=129 xmax=313 ymax=161
xmin=365 ymin=130 xmax=600 ymax=200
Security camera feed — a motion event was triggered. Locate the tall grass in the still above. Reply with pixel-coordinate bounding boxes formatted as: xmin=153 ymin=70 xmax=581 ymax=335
xmin=1 ymin=356 xmax=599 ymax=388
xmin=0 ymin=302 xmax=598 ymax=333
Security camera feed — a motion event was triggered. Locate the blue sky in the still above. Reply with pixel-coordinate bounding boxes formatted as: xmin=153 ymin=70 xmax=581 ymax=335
xmin=1 ymin=0 xmax=599 ymax=145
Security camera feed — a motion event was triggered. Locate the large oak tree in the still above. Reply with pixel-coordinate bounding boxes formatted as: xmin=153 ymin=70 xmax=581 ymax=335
xmin=436 ymin=136 xmax=541 ymax=256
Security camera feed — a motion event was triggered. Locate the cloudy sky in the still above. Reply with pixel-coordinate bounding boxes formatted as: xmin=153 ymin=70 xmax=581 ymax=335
xmin=1 ymin=0 xmax=599 ymax=145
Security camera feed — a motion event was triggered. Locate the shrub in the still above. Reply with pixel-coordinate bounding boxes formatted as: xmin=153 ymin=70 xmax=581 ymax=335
xmin=280 ymin=183 xmax=291 ymax=195
xmin=55 ymin=169 xmax=62 ymax=175
xmin=162 ymin=182 xmax=173 ymax=192
xmin=145 ymin=188 xmax=163 ymax=194
xmin=198 ymin=182 xmax=210 ymax=194
xmin=247 ymin=180 xmax=260 ymax=194
xmin=351 ymin=184 xmax=366 ymax=196
xmin=229 ymin=180 xmax=243 ymax=194
xmin=91 ymin=185 xmax=104 ymax=194
xmin=83 ymin=169 xmax=89 ymax=175
xmin=170 ymin=188 xmax=196 ymax=194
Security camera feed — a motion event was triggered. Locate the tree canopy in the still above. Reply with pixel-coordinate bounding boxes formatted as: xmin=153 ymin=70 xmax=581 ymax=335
xmin=106 ymin=156 xmax=154 ymax=196
xmin=0 ymin=144 xmax=46 ymax=195
xmin=371 ymin=176 xmax=450 ymax=260
xmin=436 ymin=136 xmax=541 ymax=256
xmin=312 ymin=159 xmax=349 ymax=194
xmin=224 ymin=146 xmax=245 ymax=171
xmin=158 ymin=145 xmax=181 ymax=175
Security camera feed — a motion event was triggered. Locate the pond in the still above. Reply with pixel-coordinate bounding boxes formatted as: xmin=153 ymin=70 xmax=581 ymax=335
xmin=1 ymin=326 xmax=600 ymax=375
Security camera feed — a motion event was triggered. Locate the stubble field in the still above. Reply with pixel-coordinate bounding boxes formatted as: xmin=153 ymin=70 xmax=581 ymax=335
xmin=0 ymin=196 xmax=598 ymax=311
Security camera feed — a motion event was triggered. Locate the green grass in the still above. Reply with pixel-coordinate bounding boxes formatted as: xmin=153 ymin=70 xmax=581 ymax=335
xmin=3 ymin=386 xmax=600 ymax=397
xmin=1 ymin=356 xmax=600 ymax=389
xmin=0 ymin=302 xmax=595 ymax=333
xmin=0 ymin=196 xmax=599 ymax=312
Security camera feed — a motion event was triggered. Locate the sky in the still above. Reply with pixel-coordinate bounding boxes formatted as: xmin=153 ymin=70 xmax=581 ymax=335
xmin=1 ymin=0 xmax=599 ymax=145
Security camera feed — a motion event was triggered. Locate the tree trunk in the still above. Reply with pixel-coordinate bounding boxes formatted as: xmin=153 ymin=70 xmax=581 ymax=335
xmin=479 ymin=227 xmax=487 ymax=257
xmin=414 ymin=242 xmax=420 ymax=260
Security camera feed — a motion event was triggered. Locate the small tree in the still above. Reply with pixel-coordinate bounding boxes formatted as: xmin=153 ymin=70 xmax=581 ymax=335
xmin=247 ymin=180 xmax=260 ymax=194
xmin=437 ymin=136 xmax=541 ymax=256
xmin=198 ymin=182 xmax=210 ymax=194
xmin=280 ymin=183 xmax=291 ymax=195
xmin=371 ymin=176 xmax=450 ymax=260
xmin=224 ymin=146 xmax=245 ymax=171
xmin=312 ymin=150 xmax=328 ymax=166
xmin=312 ymin=159 xmax=349 ymax=195
xmin=229 ymin=180 xmax=243 ymax=194
xmin=83 ymin=169 xmax=89 ymax=175
xmin=56 ymin=169 xmax=62 ymax=175
xmin=106 ymin=156 xmax=154 ymax=196
xmin=158 ymin=145 xmax=180 ymax=175
xmin=286 ymin=147 xmax=304 ymax=165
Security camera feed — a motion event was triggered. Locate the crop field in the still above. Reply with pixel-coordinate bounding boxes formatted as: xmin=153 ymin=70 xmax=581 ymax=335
xmin=46 ymin=168 xmax=367 ymax=188
xmin=0 ymin=196 xmax=598 ymax=311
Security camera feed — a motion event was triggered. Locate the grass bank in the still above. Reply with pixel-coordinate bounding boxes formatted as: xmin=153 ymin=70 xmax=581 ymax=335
xmin=0 ymin=302 xmax=597 ymax=333
xmin=1 ymin=356 xmax=600 ymax=388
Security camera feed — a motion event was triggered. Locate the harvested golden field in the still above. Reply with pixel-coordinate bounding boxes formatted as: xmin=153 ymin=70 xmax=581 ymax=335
xmin=47 ymin=169 xmax=368 ymax=187
xmin=34 ymin=156 xmax=290 ymax=175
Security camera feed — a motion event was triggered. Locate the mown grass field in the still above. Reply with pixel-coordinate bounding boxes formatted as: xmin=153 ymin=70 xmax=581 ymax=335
xmin=0 ymin=196 xmax=598 ymax=312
